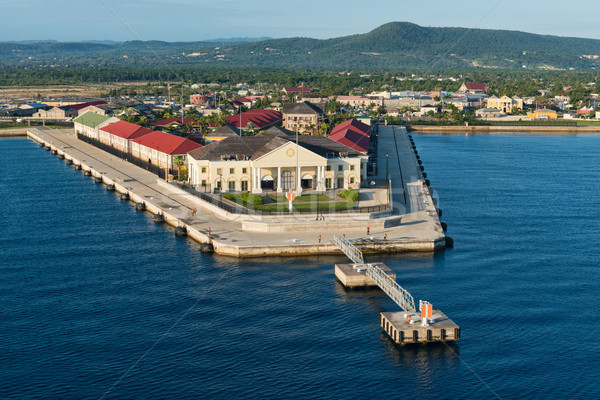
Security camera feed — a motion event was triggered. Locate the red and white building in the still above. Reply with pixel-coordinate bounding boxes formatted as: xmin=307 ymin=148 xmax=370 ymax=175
xmin=457 ymin=83 xmax=488 ymax=94
xmin=131 ymin=131 xmax=202 ymax=169
xmin=99 ymin=120 xmax=153 ymax=153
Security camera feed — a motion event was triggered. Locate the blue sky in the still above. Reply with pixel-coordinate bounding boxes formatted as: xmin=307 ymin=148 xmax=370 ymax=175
xmin=2 ymin=0 xmax=599 ymax=42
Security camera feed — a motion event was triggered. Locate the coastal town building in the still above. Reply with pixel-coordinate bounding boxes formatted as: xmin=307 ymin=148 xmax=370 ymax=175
xmin=35 ymin=106 xmax=78 ymax=119
xmin=73 ymin=111 xmax=119 ymax=140
xmin=190 ymin=94 xmax=212 ymax=107
xmin=486 ymin=95 xmax=523 ymax=113
xmin=457 ymin=83 xmax=488 ymax=94
xmin=283 ymin=86 xmax=311 ymax=95
xmin=336 ymin=95 xmax=383 ymax=108
xmin=99 ymin=120 xmax=153 ymax=153
xmin=187 ymin=134 xmax=366 ymax=194
xmin=527 ymin=108 xmax=558 ymax=119
xmin=282 ymin=101 xmax=324 ymax=133
xmin=130 ymin=131 xmax=202 ymax=170
xmin=475 ymin=108 xmax=502 ymax=118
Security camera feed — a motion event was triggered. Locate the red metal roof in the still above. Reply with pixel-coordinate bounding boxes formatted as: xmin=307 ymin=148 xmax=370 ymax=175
xmin=329 ymin=129 xmax=370 ymax=153
xmin=152 ymin=118 xmax=200 ymax=127
xmin=226 ymin=109 xmax=282 ymax=129
xmin=285 ymin=86 xmax=311 ymax=93
xmin=329 ymin=119 xmax=371 ymax=153
xmin=70 ymin=101 xmax=107 ymax=111
xmin=464 ymin=83 xmax=488 ymax=90
xmin=132 ymin=131 xmax=202 ymax=155
xmin=330 ymin=119 xmax=371 ymax=137
xmin=100 ymin=120 xmax=153 ymax=140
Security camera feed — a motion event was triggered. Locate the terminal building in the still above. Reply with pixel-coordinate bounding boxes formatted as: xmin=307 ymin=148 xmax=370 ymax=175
xmin=187 ymin=131 xmax=367 ymax=194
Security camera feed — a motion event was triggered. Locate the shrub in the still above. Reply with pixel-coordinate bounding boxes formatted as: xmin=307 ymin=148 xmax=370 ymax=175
xmin=338 ymin=189 xmax=359 ymax=202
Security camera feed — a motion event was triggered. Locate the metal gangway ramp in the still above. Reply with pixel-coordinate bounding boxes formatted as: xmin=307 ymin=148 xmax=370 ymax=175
xmin=333 ymin=235 xmax=416 ymax=312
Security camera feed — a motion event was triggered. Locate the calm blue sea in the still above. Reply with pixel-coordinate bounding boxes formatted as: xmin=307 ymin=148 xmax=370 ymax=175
xmin=1 ymin=134 xmax=599 ymax=399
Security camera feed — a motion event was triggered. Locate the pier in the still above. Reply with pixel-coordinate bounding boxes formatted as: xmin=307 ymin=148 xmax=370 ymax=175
xmin=25 ymin=125 xmax=447 ymax=257
xmin=333 ymin=234 xmax=459 ymax=344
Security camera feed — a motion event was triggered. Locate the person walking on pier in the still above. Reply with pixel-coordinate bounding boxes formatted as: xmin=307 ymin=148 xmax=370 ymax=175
xmin=367 ymin=226 xmax=370 ymax=235
xmin=208 ymin=226 xmax=211 ymax=236
xmin=384 ymin=233 xmax=387 ymax=240
xmin=318 ymin=234 xmax=321 ymax=243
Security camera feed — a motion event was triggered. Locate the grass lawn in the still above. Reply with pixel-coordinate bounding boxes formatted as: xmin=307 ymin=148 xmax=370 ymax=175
xmin=268 ymin=194 xmax=331 ymax=203
xmin=256 ymin=201 xmax=356 ymax=213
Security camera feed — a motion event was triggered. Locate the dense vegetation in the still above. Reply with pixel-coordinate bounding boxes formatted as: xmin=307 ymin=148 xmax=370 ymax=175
xmin=2 ymin=22 xmax=600 ymax=70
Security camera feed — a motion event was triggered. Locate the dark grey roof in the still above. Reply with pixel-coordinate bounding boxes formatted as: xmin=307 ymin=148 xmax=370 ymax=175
xmin=250 ymin=137 xmax=292 ymax=160
xmin=188 ymin=136 xmax=274 ymax=161
xmin=188 ymin=132 xmax=362 ymax=161
xmin=257 ymin=126 xmax=295 ymax=137
xmin=205 ymin=124 xmax=243 ymax=138
xmin=282 ymin=101 xmax=323 ymax=115
xmin=293 ymin=135 xmax=362 ymax=158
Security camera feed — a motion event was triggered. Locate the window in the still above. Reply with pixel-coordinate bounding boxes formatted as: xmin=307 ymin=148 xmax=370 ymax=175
xmin=201 ymin=180 xmax=206 ymax=187
xmin=326 ymin=165 xmax=331 ymax=171
xmin=242 ymin=167 xmax=247 ymax=174
xmin=201 ymin=167 xmax=206 ymax=173
xmin=241 ymin=180 xmax=248 ymax=191
xmin=229 ymin=168 xmax=235 ymax=174
xmin=325 ymin=178 xmax=332 ymax=189
xmin=350 ymin=165 xmax=355 ymax=171
xmin=216 ymin=180 xmax=222 ymax=189
xmin=338 ymin=165 xmax=343 ymax=171
xmin=216 ymin=168 xmax=222 ymax=174
xmin=350 ymin=177 xmax=355 ymax=184
xmin=228 ymin=181 xmax=236 ymax=190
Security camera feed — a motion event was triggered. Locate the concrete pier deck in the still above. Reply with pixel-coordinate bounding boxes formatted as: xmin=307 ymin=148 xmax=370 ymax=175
xmin=381 ymin=311 xmax=460 ymax=344
xmin=334 ymin=262 xmax=395 ymax=288
xmin=26 ymin=126 xmax=445 ymax=257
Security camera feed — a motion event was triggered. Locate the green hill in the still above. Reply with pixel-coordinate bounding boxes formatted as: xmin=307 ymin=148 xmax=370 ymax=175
xmin=2 ymin=22 xmax=600 ymax=70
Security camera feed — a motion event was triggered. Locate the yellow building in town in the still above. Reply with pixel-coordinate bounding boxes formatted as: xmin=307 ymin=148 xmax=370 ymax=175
xmin=486 ymin=95 xmax=523 ymax=113
xmin=527 ymin=108 xmax=558 ymax=119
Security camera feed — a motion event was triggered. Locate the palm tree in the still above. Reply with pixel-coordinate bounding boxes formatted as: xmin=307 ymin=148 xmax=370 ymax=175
xmin=172 ymin=155 xmax=185 ymax=180
xmin=245 ymin=122 xmax=256 ymax=134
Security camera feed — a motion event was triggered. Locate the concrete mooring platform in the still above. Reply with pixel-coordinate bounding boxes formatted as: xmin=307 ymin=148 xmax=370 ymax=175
xmin=380 ymin=310 xmax=460 ymax=344
xmin=334 ymin=257 xmax=460 ymax=344
xmin=334 ymin=262 xmax=395 ymax=288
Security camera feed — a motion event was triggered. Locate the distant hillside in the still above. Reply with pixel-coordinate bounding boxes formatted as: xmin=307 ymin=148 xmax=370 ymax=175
xmin=2 ymin=22 xmax=600 ymax=70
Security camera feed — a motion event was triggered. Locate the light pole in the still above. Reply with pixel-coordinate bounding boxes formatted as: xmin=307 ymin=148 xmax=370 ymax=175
xmin=296 ymin=121 xmax=302 ymax=194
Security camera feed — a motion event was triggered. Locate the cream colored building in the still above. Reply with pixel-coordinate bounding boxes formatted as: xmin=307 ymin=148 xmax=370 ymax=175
xmin=487 ymin=95 xmax=523 ymax=113
xmin=188 ymin=134 xmax=366 ymax=194
xmin=281 ymin=101 xmax=324 ymax=133
xmin=336 ymin=95 xmax=383 ymax=108
xmin=73 ymin=111 xmax=119 ymax=140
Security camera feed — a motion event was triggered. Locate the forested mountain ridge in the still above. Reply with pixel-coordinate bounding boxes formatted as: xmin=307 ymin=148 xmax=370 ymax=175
xmin=2 ymin=22 xmax=600 ymax=70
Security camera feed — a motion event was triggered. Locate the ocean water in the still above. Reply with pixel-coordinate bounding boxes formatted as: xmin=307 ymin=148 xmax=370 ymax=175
xmin=1 ymin=134 xmax=599 ymax=399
